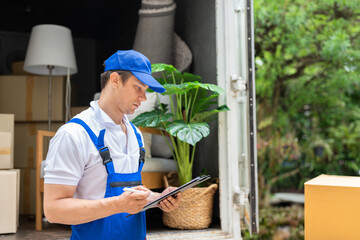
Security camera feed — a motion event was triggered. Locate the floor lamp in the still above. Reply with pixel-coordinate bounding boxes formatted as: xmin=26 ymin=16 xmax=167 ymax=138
xmin=23 ymin=24 xmax=77 ymax=131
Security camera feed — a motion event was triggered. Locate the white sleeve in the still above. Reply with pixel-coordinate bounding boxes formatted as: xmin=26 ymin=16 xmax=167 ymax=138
xmin=44 ymin=131 xmax=85 ymax=186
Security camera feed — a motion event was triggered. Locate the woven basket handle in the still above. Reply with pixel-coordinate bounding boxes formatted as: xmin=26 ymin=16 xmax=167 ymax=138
xmin=163 ymin=173 xmax=218 ymax=197
xmin=200 ymin=183 xmax=218 ymax=195
xmin=163 ymin=173 xmax=218 ymax=190
xmin=163 ymin=174 xmax=170 ymax=188
xmin=178 ymin=183 xmax=218 ymax=203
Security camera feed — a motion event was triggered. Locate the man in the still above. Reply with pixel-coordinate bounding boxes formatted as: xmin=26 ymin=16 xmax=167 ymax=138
xmin=44 ymin=50 xmax=181 ymax=240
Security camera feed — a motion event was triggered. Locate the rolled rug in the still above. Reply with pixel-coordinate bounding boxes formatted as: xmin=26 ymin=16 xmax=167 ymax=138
xmin=173 ymin=32 xmax=192 ymax=73
xmin=141 ymin=0 xmax=174 ymax=9
xmin=133 ymin=3 xmax=176 ymax=65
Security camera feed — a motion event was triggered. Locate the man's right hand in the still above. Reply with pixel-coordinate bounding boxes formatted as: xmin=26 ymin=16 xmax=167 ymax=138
xmin=116 ymin=186 xmax=150 ymax=214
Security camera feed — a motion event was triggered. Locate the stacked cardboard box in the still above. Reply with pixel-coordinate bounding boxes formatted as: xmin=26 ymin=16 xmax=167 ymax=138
xmin=0 ymin=114 xmax=20 ymax=233
xmin=0 ymin=170 xmax=20 ymax=234
xmin=0 ymin=75 xmax=64 ymax=121
xmin=0 ymin=75 xmax=65 ymax=216
xmin=0 ymin=114 xmax=14 ymax=169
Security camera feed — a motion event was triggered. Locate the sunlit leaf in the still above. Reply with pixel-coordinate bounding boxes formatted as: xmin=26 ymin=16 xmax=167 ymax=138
xmin=191 ymin=105 xmax=230 ymax=123
xmin=151 ymin=63 xmax=177 ymax=73
xmin=166 ymin=121 xmax=210 ymax=146
xmin=131 ymin=105 xmax=173 ymax=128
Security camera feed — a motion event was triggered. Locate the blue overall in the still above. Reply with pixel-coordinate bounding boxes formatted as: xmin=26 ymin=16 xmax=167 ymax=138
xmin=68 ymin=118 xmax=146 ymax=240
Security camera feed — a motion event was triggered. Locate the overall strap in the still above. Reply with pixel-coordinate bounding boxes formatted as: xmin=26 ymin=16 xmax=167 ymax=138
xmin=129 ymin=122 xmax=145 ymax=171
xmin=68 ymin=118 xmax=115 ymax=174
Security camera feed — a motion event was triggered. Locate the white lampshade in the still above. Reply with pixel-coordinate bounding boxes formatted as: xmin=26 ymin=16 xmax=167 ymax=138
xmin=24 ymin=24 xmax=77 ymax=75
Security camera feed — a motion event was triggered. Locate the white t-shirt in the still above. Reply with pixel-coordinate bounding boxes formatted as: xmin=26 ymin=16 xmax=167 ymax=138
xmin=44 ymin=101 xmax=143 ymax=200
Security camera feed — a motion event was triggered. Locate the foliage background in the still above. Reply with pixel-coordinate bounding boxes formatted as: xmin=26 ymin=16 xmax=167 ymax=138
xmin=251 ymin=0 xmax=360 ymax=238
xmin=254 ymin=0 xmax=360 ymax=204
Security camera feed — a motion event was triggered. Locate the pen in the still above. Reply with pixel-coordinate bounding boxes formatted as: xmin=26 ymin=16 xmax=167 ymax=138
xmin=123 ymin=187 xmax=145 ymax=193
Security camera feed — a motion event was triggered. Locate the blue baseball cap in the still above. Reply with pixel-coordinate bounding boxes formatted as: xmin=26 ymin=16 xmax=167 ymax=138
xmin=104 ymin=50 xmax=165 ymax=93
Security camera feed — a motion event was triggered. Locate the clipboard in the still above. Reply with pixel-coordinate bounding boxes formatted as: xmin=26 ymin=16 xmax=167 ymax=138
xmin=126 ymin=175 xmax=211 ymax=217
xmin=142 ymin=175 xmax=211 ymax=212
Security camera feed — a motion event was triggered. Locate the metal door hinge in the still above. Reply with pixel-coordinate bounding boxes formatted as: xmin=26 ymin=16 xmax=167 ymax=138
xmin=233 ymin=187 xmax=249 ymax=208
xmin=235 ymin=0 xmax=245 ymax=13
xmin=231 ymin=74 xmax=247 ymax=93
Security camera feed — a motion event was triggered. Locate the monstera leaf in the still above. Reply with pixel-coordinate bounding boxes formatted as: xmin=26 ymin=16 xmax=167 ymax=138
xmin=196 ymin=82 xmax=225 ymax=95
xmin=166 ymin=121 xmax=210 ymax=146
xmin=162 ymin=81 xmax=225 ymax=96
xmin=162 ymin=83 xmax=193 ymax=95
xmin=191 ymin=105 xmax=230 ymax=123
xmin=131 ymin=104 xmax=173 ymax=128
xmin=151 ymin=63 xmax=177 ymax=74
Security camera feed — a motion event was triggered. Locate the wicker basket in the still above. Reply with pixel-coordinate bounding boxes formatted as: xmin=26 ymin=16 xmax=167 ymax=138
xmin=162 ymin=174 xmax=218 ymax=229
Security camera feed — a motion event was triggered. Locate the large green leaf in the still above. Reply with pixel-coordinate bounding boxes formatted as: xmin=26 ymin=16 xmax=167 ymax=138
xmin=162 ymin=81 xmax=225 ymax=96
xmin=175 ymin=81 xmax=225 ymax=95
xmin=191 ymin=91 xmax=219 ymax=116
xmin=182 ymin=72 xmax=202 ymax=83
xmin=162 ymin=83 xmax=194 ymax=95
xmin=151 ymin=63 xmax=177 ymax=74
xmin=166 ymin=121 xmax=210 ymax=146
xmin=190 ymin=105 xmax=230 ymax=123
xmin=131 ymin=106 xmax=173 ymax=128
xmin=196 ymin=82 xmax=225 ymax=95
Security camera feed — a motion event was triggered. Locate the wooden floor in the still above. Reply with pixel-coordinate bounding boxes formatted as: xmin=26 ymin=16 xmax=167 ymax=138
xmin=0 ymin=215 xmax=71 ymax=240
xmin=0 ymin=209 xmax=221 ymax=240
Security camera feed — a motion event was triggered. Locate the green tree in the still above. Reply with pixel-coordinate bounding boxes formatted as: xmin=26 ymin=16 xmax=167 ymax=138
xmin=254 ymin=0 xmax=360 ymax=204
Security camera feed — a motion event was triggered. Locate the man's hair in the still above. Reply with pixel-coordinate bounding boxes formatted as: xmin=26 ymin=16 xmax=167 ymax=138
xmin=100 ymin=70 xmax=132 ymax=89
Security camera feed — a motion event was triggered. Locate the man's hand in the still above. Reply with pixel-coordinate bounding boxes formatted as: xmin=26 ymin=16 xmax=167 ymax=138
xmin=117 ymin=186 xmax=150 ymax=214
xmin=158 ymin=187 xmax=182 ymax=212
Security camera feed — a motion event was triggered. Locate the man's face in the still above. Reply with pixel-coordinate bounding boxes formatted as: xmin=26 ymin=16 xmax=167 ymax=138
xmin=115 ymin=74 xmax=148 ymax=115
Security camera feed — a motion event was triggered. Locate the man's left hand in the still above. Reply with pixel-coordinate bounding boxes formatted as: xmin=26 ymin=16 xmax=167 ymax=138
xmin=158 ymin=187 xmax=181 ymax=212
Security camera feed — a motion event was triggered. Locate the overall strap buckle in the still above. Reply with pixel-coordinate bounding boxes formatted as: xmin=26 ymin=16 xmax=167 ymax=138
xmin=139 ymin=147 xmax=145 ymax=163
xmin=99 ymin=146 xmax=112 ymax=165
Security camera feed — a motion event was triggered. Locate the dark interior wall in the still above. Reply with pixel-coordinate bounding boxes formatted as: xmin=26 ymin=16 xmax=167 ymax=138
xmin=72 ymin=38 xmax=97 ymax=106
xmin=174 ymin=0 xmax=219 ymax=218
xmin=94 ymin=1 xmax=141 ymax=92
xmin=175 ymin=0 xmax=218 ymax=179
xmin=0 ymin=0 xmax=140 ymax=106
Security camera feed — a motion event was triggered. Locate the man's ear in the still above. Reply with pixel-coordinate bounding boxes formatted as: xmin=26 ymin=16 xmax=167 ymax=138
xmin=109 ymin=72 xmax=121 ymax=88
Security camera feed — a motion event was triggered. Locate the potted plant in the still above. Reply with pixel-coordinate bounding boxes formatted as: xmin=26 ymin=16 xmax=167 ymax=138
xmin=132 ymin=63 xmax=229 ymax=185
xmin=132 ymin=63 xmax=229 ymax=229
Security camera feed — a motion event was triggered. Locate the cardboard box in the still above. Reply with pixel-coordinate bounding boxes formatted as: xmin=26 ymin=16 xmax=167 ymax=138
xmin=14 ymin=122 xmax=64 ymax=168
xmin=305 ymin=174 xmax=360 ymax=239
xmin=8 ymin=169 xmax=20 ymax=227
xmin=11 ymin=61 xmax=27 ymax=75
xmin=71 ymin=106 xmax=89 ymax=118
xmin=19 ymin=168 xmax=35 ymax=215
xmin=0 ymin=132 xmax=12 ymax=169
xmin=0 ymin=75 xmax=64 ymax=121
xmin=0 ymin=170 xmax=19 ymax=233
xmin=0 ymin=114 xmax=14 ymax=169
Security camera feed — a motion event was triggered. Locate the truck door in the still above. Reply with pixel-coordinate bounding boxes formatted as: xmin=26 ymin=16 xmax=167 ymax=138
xmin=216 ymin=0 xmax=259 ymax=238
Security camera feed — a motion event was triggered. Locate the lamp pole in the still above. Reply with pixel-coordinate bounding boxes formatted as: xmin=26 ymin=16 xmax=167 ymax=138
xmin=47 ymin=65 xmax=54 ymax=131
